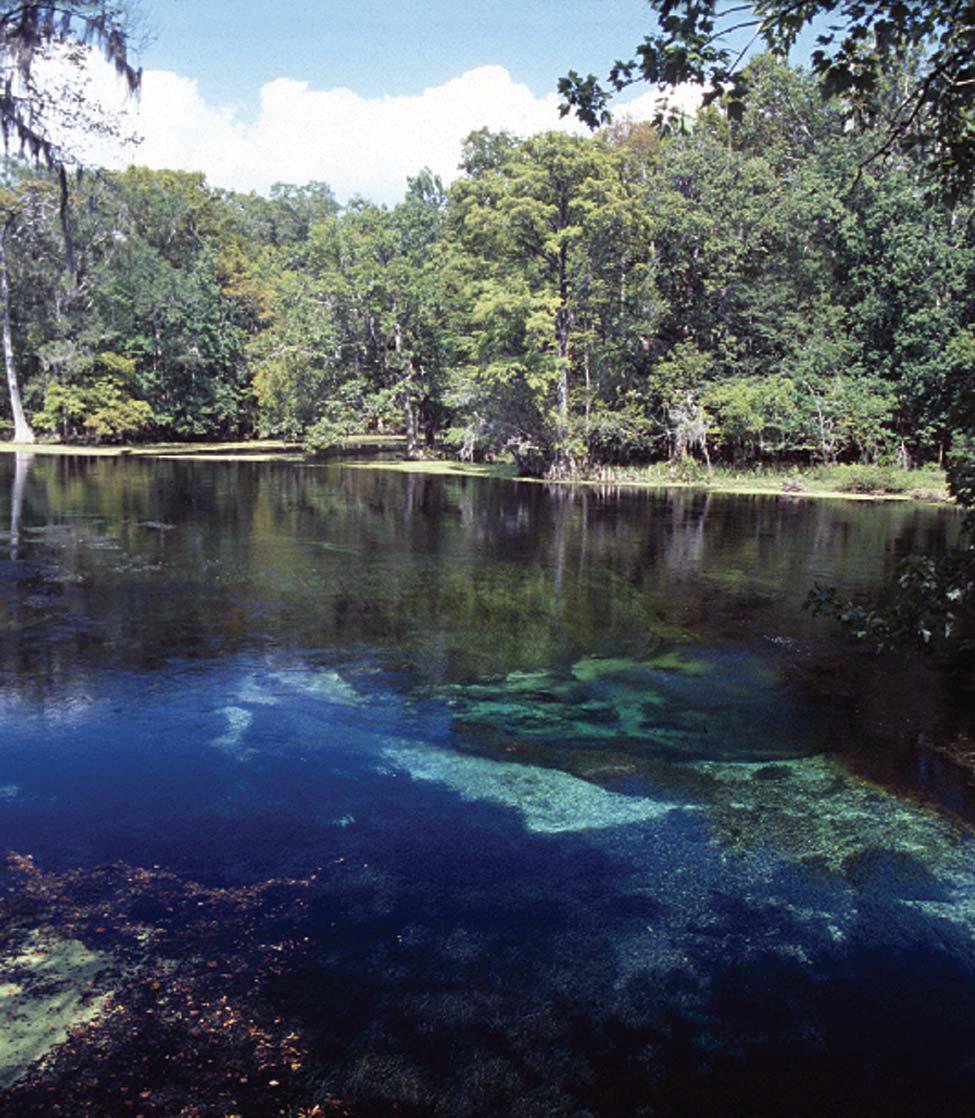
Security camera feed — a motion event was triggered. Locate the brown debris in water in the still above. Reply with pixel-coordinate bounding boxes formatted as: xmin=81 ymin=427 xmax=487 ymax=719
xmin=0 ymin=853 xmax=353 ymax=1118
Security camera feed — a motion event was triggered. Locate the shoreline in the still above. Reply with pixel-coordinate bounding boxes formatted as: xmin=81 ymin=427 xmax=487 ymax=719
xmin=0 ymin=439 xmax=955 ymax=509
xmin=340 ymin=457 xmax=955 ymax=506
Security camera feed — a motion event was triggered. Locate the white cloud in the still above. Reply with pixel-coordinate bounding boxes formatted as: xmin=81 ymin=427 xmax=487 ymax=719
xmin=72 ymin=58 xmax=701 ymax=205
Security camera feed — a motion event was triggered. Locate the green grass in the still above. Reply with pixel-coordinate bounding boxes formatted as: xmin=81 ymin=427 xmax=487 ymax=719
xmin=570 ymin=461 xmax=951 ymax=504
xmin=344 ymin=456 xmax=951 ymax=504
xmin=341 ymin=457 xmax=518 ymax=480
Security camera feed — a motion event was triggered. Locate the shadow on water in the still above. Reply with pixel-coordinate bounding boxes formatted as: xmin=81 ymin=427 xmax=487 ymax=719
xmin=6 ymin=775 xmax=975 ymax=1117
xmin=259 ymin=810 xmax=975 ymax=1118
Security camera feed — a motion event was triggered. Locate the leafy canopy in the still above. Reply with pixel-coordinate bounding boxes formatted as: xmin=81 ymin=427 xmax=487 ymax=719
xmin=559 ymin=0 xmax=975 ymax=198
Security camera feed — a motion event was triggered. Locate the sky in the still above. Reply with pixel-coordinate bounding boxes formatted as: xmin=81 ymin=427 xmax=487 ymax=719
xmin=73 ymin=0 xmax=702 ymax=204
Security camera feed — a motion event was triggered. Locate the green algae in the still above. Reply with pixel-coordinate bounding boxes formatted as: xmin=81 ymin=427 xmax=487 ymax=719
xmin=411 ymin=650 xmax=975 ymax=913
xmin=0 ymin=933 xmax=116 ymax=1090
xmin=571 ymin=656 xmax=645 ymax=684
xmin=689 ymin=755 xmax=971 ymax=877
xmin=430 ymin=649 xmax=814 ymax=765
xmin=648 ymin=651 xmax=713 ymax=676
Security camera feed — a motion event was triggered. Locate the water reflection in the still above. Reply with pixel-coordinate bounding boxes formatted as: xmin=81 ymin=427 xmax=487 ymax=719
xmin=7 ymin=451 xmax=32 ymax=559
xmin=0 ymin=456 xmax=966 ymax=753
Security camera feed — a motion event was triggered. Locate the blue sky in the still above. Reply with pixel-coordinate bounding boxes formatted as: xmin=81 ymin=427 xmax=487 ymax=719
xmin=138 ymin=0 xmax=657 ymax=113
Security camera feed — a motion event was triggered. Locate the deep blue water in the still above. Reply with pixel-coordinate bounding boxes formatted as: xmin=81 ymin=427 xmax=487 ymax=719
xmin=0 ymin=452 xmax=973 ymax=1117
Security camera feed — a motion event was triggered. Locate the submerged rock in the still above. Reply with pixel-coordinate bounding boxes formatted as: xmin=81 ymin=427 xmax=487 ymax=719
xmin=210 ymin=705 xmax=254 ymax=758
xmin=571 ymin=656 xmax=645 ymax=684
xmin=648 ymin=651 xmax=713 ymax=676
xmin=382 ymin=742 xmax=692 ymax=833
xmin=235 ymin=674 xmax=281 ymax=706
xmin=272 ymin=668 xmax=362 ymax=706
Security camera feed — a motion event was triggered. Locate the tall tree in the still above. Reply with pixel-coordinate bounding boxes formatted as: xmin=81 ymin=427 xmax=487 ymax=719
xmin=0 ymin=0 xmax=140 ymax=441
xmin=87 ymin=169 xmax=247 ymax=438
xmin=0 ymin=171 xmax=57 ymax=441
xmin=447 ymin=131 xmax=650 ymax=475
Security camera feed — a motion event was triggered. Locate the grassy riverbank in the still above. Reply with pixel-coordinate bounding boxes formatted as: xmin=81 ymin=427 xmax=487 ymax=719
xmin=0 ymin=440 xmax=953 ymax=505
xmin=344 ymin=458 xmax=953 ymax=505
xmin=577 ymin=461 xmax=950 ymax=502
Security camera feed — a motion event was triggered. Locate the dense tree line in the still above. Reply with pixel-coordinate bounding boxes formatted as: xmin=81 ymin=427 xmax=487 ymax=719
xmin=0 ymin=57 xmax=972 ymax=485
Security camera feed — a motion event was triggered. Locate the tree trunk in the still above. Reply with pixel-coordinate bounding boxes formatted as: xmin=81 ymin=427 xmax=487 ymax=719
xmin=0 ymin=222 xmax=34 ymax=444
xmin=58 ymin=167 xmax=77 ymax=284
xmin=393 ymin=311 xmax=418 ymax=460
xmin=553 ymin=303 xmax=572 ymax=476
xmin=549 ymin=237 xmax=574 ymax=478
xmin=403 ymin=394 xmax=419 ymax=460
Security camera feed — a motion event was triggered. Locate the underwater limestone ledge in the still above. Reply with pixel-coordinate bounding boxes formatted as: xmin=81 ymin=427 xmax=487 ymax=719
xmin=381 ymin=741 xmax=694 ymax=833
xmin=0 ymin=931 xmax=117 ymax=1091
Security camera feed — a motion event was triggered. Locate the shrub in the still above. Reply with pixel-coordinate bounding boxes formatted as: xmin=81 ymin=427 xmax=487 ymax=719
xmin=834 ymin=465 xmax=909 ymax=494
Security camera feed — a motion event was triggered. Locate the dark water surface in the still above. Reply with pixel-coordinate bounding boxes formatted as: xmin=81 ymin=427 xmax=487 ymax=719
xmin=1 ymin=452 xmax=973 ymax=1117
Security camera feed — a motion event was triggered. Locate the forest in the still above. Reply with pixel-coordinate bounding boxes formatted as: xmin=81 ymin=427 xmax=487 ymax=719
xmin=0 ymin=55 xmax=972 ymax=488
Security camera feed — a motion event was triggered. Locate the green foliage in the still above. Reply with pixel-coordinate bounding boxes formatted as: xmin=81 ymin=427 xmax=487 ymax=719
xmin=577 ymin=400 xmax=658 ymax=466
xmin=34 ymin=352 xmax=154 ymax=443
xmin=304 ymin=409 xmax=361 ymax=455
xmin=705 ymin=376 xmax=798 ymax=460
xmin=248 ymin=175 xmax=450 ymax=454
xmin=808 ymin=550 xmax=975 ymax=658
xmin=446 ymin=129 xmax=651 ymax=474
xmin=798 ymin=377 xmax=898 ymax=463
xmin=0 ymin=40 xmax=970 ymax=697
xmin=87 ymin=170 xmax=249 ymax=438
xmin=945 ymin=331 xmax=975 ymax=528
xmin=832 ymin=464 xmax=910 ymax=495
xmin=948 ymin=436 xmax=975 ymax=531
xmin=653 ymin=343 xmax=712 ymax=410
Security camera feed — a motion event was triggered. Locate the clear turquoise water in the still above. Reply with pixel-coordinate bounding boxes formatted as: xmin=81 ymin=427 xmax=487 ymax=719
xmin=0 ymin=453 xmax=972 ymax=1117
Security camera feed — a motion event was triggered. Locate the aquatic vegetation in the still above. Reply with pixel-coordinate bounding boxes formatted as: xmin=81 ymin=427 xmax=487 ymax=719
xmin=1 ymin=459 xmax=972 ymax=1116
xmin=647 ymin=650 xmax=712 ymax=676
xmin=432 ymin=651 xmax=821 ymax=763
xmin=691 ymin=755 xmax=973 ymax=881
xmin=272 ymin=669 xmax=363 ymax=707
xmin=0 ymin=932 xmax=116 ymax=1091
xmin=0 ymin=854 xmax=322 ymax=1117
xmin=570 ymin=656 xmax=646 ymax=683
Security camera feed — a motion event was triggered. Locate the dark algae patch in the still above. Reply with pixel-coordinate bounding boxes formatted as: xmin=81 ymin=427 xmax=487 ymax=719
xmin=1 ymin=456 xmax=974 ymax=1117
